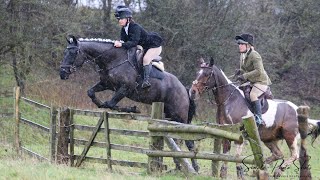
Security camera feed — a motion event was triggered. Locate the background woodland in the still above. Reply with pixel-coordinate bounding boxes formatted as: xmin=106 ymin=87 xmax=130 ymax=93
xmin=1 ymin=0 xmax=320 ymax=116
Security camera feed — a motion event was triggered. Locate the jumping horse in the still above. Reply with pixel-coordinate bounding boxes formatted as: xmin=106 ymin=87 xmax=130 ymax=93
xmin=189 ymin=57 xmax=320 ymax=178
xmin=60 ymin=35 xmax=199 ymax=171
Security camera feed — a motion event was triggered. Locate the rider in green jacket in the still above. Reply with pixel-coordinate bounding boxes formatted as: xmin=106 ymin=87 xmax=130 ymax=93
xmin=235 ymin=33 xmax=271 ymax=126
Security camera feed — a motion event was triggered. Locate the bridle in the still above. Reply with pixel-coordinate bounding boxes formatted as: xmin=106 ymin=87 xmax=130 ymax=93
xmin=60 ymin=44 xmax=136 ymax=73
xmin=192 ymin=66 xmax=236 ymax=105
xmin=60 ymin=46 xmax=80 ymax=74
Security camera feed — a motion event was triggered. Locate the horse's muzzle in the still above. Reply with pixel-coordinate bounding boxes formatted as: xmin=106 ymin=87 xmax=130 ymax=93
xmin=59 ymin=68 xmax=70 ymax=80
xmin=189 ymin=88 xmax=199 ymax=100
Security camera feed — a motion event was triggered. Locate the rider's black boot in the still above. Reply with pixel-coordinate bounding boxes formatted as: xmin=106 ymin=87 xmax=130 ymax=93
xmin=142 ymin=64 xmax=151 ymax=89
xmin=252 ymin=100 xmax=265 ymax=126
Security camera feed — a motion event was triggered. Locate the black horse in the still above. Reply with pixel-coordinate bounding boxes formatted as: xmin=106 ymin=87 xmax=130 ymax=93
xmin=60 ymin=35 xmax=199 ymax=171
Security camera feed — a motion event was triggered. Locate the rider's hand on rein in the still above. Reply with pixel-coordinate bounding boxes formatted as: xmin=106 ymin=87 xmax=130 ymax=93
xmin=114 ymin=40 xmax=122 ymax=47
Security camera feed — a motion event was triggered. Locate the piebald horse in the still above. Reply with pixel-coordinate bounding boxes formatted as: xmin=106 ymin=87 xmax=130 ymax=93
xmin=189 ymin=58 xmax=320 ymax=178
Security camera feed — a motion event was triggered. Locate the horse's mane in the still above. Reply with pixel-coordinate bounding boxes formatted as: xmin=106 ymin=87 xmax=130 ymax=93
xmin=78 ymin=38 xmax=122 ymax=44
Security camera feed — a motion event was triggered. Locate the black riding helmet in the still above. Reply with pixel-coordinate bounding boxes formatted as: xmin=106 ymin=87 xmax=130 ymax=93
xmin=114 ymin=5 xmax=132 ymax=20
xmin=235 ymin=33 xmax=254 ymax=46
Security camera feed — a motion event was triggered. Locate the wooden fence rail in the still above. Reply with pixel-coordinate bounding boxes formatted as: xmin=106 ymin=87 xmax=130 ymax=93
xmin=10 ymin=86 xmax=273 ymax=178
xmin=13 ymin=87 xmax=57 ymax=163
xmin=10 ymin=86 xmax=264 ymax=177
xmin=0 ymin=89 xmax=14 ymax=118
xmin=58 ymin=107 xmax=154 ymax=170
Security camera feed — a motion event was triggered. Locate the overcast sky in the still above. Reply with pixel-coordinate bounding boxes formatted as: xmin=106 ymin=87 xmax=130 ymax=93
xmin=76 ymin=0 xmax=145 ymax=11
xmin=76 ymin=0 xmax=102 ymax=8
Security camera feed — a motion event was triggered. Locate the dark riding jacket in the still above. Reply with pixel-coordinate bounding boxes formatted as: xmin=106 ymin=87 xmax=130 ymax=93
xmin=120 ymin=22 xmax=162 ymax=50
xmin=240 ymin=49 xmax=272 ymax=85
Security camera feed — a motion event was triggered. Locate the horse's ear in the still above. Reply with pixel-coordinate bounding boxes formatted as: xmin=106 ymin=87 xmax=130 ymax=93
xmin=197 ymin=57 xmax=205 ymax=66
xmin=66 ymin=35 xmax=78 ymax=45
xmin=209 ymin=57 xmax=214 ymax=66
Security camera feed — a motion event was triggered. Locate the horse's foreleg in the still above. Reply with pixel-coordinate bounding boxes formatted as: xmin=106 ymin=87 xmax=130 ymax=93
xmin=87 ymin=81 xmax=108 ymax=107
xmin=185 ymin=140 xmax=199 ymax=172
xmin=101 ymin=85 xmax=128 ymax=109
xmin=220 ymin=139 xmax=231 ymax=178
xmin=235 ymin=142 xmax=245 ymax=180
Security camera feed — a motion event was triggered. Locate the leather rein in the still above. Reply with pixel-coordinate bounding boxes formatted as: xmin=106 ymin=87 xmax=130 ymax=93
xmin=60 ymin=45 xmax=136 ymax=73
xmin=193 ymin=66 xmax=236 ymax=106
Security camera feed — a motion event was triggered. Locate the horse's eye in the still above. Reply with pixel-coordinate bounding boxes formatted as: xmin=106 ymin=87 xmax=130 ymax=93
xmin=70 ymin=50 xmax=78 ymax=54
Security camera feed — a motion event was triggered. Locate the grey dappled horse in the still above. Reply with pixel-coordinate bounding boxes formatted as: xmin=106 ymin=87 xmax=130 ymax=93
xmin=60 ymin=35 xmax=199 ymax=172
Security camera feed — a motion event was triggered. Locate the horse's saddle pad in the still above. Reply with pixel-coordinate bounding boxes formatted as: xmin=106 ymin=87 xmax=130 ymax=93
xmin=135 ymin=48 xmax=164 ymax=80
xmin=240 ymin=83 xmax=274 ymax=114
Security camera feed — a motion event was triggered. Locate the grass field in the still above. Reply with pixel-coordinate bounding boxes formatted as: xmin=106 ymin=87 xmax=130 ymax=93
xmin=1 ymin=108 xmax=320 ymax=180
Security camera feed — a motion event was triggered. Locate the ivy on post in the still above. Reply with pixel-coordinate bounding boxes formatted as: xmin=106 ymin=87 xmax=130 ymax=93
xmin=297 ymin=106 xmax=312 ymax=180
xmin=242 ymin=115 xmax=268 ymax=179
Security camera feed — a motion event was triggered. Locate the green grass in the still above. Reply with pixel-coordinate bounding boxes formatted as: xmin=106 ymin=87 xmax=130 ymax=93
xmin=0 ymin=143 xmax=157 ymax=180
xmin=2 ymin=107 xmax=320 ymax=179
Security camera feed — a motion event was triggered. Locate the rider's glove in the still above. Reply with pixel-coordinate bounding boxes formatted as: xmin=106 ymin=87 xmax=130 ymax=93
xmin=236 ymin=75 xmax=246 ymax=82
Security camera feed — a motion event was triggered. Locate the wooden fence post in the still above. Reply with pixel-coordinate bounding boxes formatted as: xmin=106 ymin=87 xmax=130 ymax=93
xmin=56 ymin=107 xmax=70 ymax=164
xmin=69 ymin=109 xmax=75 ymax=167
xmin=14 ymin=86 xmax=21 ymax=153
xmin=297 ymin=106 xmax=312 ymax=180
xmin=49 ymin=105 xmax=58 ymax=163
xmin=242 ymin=116 xmax=268 ymax=179
xmin=212 ymin=138 xmax=221 ymax=177
xmin=148 ymin=102 xmax=164 ymax=174
xmin=103 ymin=111 xmax=112 ymax=170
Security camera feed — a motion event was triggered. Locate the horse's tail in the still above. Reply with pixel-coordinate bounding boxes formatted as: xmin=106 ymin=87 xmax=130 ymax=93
xmin=308 ymin=119 xmax=320 ymax=146
xmin=186 ymin=87 xmax=196 ymax=124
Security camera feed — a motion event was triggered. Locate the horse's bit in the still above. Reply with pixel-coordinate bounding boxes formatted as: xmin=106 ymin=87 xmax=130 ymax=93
xmin=60 ymin=46 xmax=79 ymax=73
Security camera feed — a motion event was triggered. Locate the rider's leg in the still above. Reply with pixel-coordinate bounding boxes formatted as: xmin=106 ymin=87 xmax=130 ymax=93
xmin=142 ymin=46 xmax=162 ymax=88
xmin=250 ymin=83 xmax=268 ymax=125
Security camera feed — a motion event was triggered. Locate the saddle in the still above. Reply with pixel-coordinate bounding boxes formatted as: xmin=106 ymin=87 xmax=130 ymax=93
xmin=127 ymin=46 xmax=164 ymax=81
xmin=239 ymin=82 xmax=274 ymax=114
xmin=136 ymin=46 xmax=165 ymax=72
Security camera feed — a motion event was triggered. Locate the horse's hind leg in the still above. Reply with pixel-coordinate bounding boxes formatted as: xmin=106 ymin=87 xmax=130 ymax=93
xmin=274 ymin=133 xmax=299 ymax=178
xmin=185 ymin=140 xmax=199 ymax=172
xmin=264 ymin=141 xmax=284 ymax=164
xmin=172 ymin=138 xmax=183 ymax=170
xmin=280 ymin=133 xmax=299 ymax=169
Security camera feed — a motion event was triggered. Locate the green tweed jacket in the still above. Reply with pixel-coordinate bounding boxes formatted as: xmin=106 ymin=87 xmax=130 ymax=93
xmin=240 ymin=49 xmax=272 ymax=85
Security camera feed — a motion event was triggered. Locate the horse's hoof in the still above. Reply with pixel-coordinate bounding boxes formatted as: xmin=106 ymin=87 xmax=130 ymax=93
xmin=236 ymin=165 xmax=245 ymax=179
xmin=193 ymin=164 xmax=200 ymax=173
xmin=98 ymin=104 xmax=107 ymax=108
xmin=130 ymin=106 xmax=141 ymax=113
xmin=274 ymin=168 xmax=283 ymax=178
xmin=220 ymin=165 xmax=228 ymax=178
xmin=99 ymin=103 xmax=115 ymax=109
xmin=265 ymin=157 xmax=273 ymax=164
xmin=175 ymin=165 xmax=182 ymax=171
